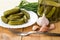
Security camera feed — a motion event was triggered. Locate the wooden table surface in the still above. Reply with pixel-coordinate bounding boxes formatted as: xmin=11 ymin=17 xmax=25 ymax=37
xmin=0 ymin=22 xmax=60 ymax=40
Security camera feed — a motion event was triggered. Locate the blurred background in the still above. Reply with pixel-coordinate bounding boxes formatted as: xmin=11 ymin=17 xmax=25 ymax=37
xmin=0 ymin=0 xmax=37 ymax=16
xmin=0 ymin=0 xmax=37 ymax=11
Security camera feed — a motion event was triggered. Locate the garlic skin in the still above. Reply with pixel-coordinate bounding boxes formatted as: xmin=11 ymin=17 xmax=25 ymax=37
xmin=49 ymin=24 xmax=55 ymax=30
xmin=37 ymin=14 xmax=49 ymax=26
xmin=39 ymin=25 xmax=49 ymax=32
xmin=32 ymin=25 xmax=40 ymax=31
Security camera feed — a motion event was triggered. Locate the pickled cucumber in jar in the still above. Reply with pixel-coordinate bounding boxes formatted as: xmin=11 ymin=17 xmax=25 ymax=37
xmin=37 ymin=0 xmax=57 ymax=18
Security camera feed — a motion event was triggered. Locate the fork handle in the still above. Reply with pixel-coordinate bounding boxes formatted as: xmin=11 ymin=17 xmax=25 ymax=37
xmin=44 ymin=32 xmax=60 ymax=36
xmin=27 ymin=31 xmax=60 ymax=37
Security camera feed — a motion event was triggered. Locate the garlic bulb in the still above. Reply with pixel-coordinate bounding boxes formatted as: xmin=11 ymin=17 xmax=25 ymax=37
xmin=37 ymin=13 xmax=49 ymax=26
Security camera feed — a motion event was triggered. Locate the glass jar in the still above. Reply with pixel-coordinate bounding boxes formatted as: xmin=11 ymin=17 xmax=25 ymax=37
xmin=37 ymin=0 xmax=60 ymax=23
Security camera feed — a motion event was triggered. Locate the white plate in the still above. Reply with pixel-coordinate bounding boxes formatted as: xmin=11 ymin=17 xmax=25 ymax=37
xmin=0 ymin=11 xmax=38 ymax=28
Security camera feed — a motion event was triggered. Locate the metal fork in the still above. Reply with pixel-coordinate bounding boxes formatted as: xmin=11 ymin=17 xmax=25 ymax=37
xmin=9 ymin=29 xmax=60 ymax=36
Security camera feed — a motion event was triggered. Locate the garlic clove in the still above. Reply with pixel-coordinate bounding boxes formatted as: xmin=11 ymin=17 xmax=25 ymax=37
xmin=39 ymin=25 xmax=49 ymax=32
xmin=49 ymin=24 xmax=55 ymax=30
xmin=32 ymin=25 xmax=40 ymax=31
xmin=37 ymin=13 xmax=49 ymax=27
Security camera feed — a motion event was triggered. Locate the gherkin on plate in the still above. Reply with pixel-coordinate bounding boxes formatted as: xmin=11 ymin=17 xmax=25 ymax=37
xmin=7 ymin=12 xmax=24 ymax=20
xmin=4 ymin=7 xmax=20 ymax=17
xmin=7 ymin=15 xmax=21 ymax=21
xmin=21 ymin=10 xmax=30 ymax=19
xmin=8 ymin=18 xmax=25 ymax=25
xmin=1 ymin=16 xmax=9 ymax=24
xmin=11 ymin=12 xmax=24 ymax=16
xmin=23 ymin=15 xmax=28 ymax=23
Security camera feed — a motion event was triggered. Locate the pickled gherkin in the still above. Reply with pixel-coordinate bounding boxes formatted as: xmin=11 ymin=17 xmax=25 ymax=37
xmin=11 ymin=12 xmax=24 ymax=16
xmin=7 ymin=15 xmax=21 ymax=20
xmin=7 ymin=12 xmax=24 ymax=20
xmin=52 ymin=8 xmax=59 ymax=21
xmin=37 ymin=6 xmax=44 ymax=16
xmin=8 ymin=18 xmax=25 ymax=25
xmin=23 ymin=15 xmax=28 ymax=23
xmin=1 ymin=16 xmax=9 ymax=23
xmin=4 ymin=7 xmax=20 ymax=17
xmin=21 ymin=10 xmax=30 ymax=19
xmin=46 ymin=7 xmax=56 ymax=18
xmin=45 ymin=6 xmax=52 ymax=15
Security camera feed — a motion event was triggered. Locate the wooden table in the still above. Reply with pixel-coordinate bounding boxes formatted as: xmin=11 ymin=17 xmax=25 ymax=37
xmin=0 ymin=22 xmax=60 ymax=40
